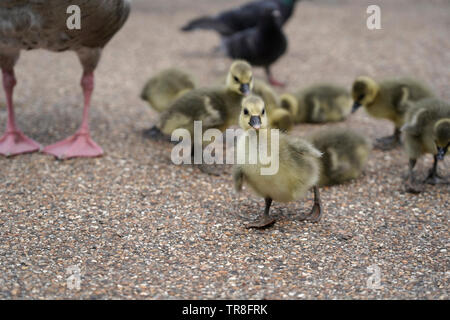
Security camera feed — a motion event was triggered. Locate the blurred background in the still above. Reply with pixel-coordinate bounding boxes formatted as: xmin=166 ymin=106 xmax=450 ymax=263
xmin=2 ymin=0 xmax=449 ymax=135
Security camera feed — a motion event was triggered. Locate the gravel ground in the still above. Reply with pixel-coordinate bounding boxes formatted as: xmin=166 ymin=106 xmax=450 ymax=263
xmin=0 ymin=0 xmax=449 ymax=299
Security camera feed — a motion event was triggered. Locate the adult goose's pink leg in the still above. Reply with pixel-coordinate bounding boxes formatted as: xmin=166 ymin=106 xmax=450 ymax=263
xmin=0 ymin=69 xmax=41 ymax=156
xmin=43 ymin=72 xmax=103 ymax=159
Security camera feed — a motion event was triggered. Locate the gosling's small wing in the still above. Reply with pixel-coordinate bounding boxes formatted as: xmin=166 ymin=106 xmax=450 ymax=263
xmin=391 ymin=79 xmax=434 ymax=115
xmin=391 ymin=86 xmax=412 ymax=115
xmin=401 ymin=107 xmax=429 ymax=136
xmin=165 ymin=89 xmax=227 ymax=128
xmin=402 ymin=98 xmax=450 ymax=136
xmin=286 ymin=136 xmax=322 ymax=159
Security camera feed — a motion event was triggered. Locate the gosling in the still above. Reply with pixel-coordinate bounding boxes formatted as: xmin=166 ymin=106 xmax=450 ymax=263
xmin=401 ymin=98 xmax=450 ymax=193
xmin=351 ymin=76 xmax=434 ymax=150
xmin=233 ymin=95 xmax=323 ymax=228
xmin=280 ymin=84 xmax=352 ymax=124
xmin=307 ymin=128 xmax=372 ymax=186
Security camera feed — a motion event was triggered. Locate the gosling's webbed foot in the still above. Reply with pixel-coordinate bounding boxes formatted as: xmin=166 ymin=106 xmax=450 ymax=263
xmin=298 ymin=201 xmax=323 ymax=222
xmin=143 ymin=126 xmax=167 ymax=141
xmin=245 ymin=215 xmax=276 ymax=229
xmin=374 ymin=135 xmax=401 ymax=151
xmin=405 ymin=180 xmax=423 ymax=194
xmin=424 ymin=174 xmax=447 ymax=185
xmin=307 ymin=202 xmax=323 ymax=223
xmin=299 ymin=186 xmax=323 ymax=223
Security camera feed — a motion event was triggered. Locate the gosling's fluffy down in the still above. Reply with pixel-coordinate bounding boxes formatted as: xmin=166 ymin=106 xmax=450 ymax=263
xmin=269 ymin=108 xmax=293 ymax=132
xmin=253 ymin=79 xmax=293 ymax=131
xmin=307 ymin=128 xmax=372 ymax=186
xmin=402 ymin=98 xmax=450 ymax=160
xmin=351 ymin=77 xmax=434 ymax=149
xmin=402 ymin=98 xmax=450 ymax=192
xmin=233 ymin=95 xmax=322 ymax=228
xmin=280 ymin=84 xmax=352 ymax=123
xmin=253 ymin=79 xmax=280 ymax=112
xmin=235 ymin=130 xmax=321 ymax=202
xmin=157 ymin=60 xmax=253 ymax=137
xmin=141 ymin=68 xmax=196 ymax=112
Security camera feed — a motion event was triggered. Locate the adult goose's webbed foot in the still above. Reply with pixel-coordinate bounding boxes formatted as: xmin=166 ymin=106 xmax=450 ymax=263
xmin=0 ymin=69 xmax=42 ymax=156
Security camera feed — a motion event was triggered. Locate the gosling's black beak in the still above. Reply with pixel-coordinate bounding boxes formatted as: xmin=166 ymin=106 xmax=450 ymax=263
xmin=249 ymin=115 xmax=261 ymax=130
xmin=240 ymin=83 xmax=250 ymax=96
xmin=437 ymin=146 xmax=447 ymax=160
xmin=352 ymin=101 xmax=362 ymax=113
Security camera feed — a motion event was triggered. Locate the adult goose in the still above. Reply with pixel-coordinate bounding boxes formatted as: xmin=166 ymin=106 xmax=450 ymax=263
xmin=0 ymin=0 xmax=130 ymax=158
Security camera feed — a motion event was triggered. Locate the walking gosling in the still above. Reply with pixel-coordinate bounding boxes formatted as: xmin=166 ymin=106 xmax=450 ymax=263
xmin=233 ymin=95 xmax=323 ymax=228
xmin=401 ymin=98 xmax=450 ymax=193
xmin=351 ymin=76 xmax=434 ymax=150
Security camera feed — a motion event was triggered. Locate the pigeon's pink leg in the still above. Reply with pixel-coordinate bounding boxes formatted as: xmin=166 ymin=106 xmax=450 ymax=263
xmin=43 ymin=72 xmax=103 ymax=159
xmin=0 ymin=69 xmax=42 ymax=157
xmin=265 ymin=67 xmax=285 ymax=88
xmin=268 ymin=76 xmax=286 ymax=88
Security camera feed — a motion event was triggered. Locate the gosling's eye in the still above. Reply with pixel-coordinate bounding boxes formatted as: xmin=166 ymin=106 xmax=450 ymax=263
xmin=358 ymin=94 xmax=365 ymax=101
xmin=234 ymin=76 xmax=240 ymax=83
xmin=262 ymin=109 xmax=265 ymax=115
xmin=243 ymin=108 xmax=249 ymax=115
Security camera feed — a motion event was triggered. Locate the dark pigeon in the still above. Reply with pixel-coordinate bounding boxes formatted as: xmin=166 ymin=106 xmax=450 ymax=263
xmin=0 ymin=0 xmax=130 ymax=158
xmin=181 ymin=0 xmax=299 ymax=37
xmin=222 ymin=5 xmax=288 ymax=87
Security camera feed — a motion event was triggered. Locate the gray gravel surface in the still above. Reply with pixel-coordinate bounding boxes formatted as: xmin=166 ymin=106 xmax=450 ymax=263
xmin=0 ymin=0 xmax=448 ymax=299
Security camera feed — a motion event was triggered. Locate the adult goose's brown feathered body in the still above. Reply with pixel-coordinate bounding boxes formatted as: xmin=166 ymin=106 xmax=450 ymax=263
xmin=0 ymin=0 xmax=130 ymax=158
